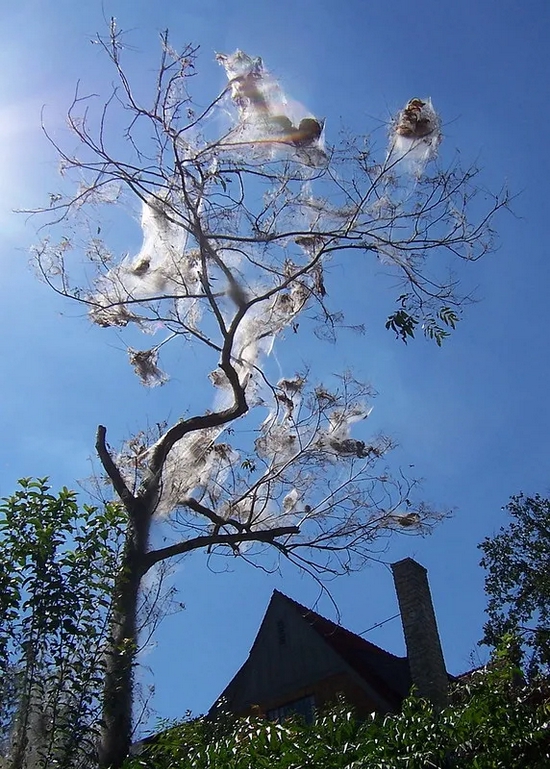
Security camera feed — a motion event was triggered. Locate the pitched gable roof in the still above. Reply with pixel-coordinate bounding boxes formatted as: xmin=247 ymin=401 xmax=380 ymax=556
xmin=212 ymin=590 xmax=412 ymax=716
xmin=273 ymin=591 xmax=411 ymax=708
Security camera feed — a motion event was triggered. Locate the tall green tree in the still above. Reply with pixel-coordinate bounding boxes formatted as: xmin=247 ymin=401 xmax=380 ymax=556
xmin=479 ymin=493 xmax=550 ymax=674
xmin=0 ymin=478 xmax=125 ymax=769
xmin=29 ymin=23 xmax=506 ymax=767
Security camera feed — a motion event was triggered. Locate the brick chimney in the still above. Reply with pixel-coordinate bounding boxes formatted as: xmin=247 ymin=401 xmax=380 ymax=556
xmin=391 ymin=558 xmax=449 ymax=708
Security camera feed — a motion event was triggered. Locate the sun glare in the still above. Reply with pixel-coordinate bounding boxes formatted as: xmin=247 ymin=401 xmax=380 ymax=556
xmin=0 ymin=100 xmax=46 ymax=229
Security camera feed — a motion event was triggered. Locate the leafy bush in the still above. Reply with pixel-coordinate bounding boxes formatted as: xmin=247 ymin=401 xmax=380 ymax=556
xmin=126 ymin=650 xmax=549 ymax=769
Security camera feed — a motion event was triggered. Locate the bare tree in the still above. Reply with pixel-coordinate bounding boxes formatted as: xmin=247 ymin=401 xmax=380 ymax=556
xmin=28 ymin=24 xmax=507 ymax=768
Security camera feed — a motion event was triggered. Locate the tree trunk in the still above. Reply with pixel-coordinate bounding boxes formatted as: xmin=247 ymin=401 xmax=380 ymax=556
xmin=98 ymin=505 xmax=150 ymax=769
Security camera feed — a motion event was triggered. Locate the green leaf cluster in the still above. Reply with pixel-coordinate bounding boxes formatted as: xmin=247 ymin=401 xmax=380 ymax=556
xmin=0 ymin=478 xmax=126 ymax=769
xmin=479 ymin=493 xmax=550 ymax=675
xmin=386 ymin=295 xmax=459 ymax=346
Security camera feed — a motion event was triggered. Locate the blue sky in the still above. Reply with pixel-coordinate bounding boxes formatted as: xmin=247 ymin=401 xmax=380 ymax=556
xmin=1 ymin=0 xmax=549 ymax=733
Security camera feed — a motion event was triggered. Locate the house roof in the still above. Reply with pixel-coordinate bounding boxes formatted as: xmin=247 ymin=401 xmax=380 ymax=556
xmin=271 ymin=590 xmax=412 ymax=708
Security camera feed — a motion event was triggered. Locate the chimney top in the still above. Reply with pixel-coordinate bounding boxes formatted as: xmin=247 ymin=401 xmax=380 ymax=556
xmin=391 ymin=558 xmax=449 ymax=708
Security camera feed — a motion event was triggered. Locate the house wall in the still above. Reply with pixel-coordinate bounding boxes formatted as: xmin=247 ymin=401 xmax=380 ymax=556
xmin=239 ymin=670 xmax=384 ymax=720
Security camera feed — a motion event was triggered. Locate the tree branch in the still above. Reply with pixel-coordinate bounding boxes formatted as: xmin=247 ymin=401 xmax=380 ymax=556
xmin=144 ymin=400 xmax=247 ymax=487
xmin=184 ymin=497 xmax=247 ymax=532
xmin=142 ymin=525 xmax=299 ymax=574
xmin=95 ymin=425 xmax=136 ymax=510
